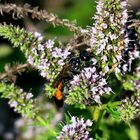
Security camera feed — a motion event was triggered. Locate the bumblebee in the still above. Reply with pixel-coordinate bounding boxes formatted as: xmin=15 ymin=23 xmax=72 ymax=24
xmin=52 ymin=50 xmax=92 ymax=107
xmin=52 ymin=64 xmax=71 ymax=107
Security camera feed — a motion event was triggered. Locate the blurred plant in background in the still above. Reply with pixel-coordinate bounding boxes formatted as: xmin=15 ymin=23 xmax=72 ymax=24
xmin=0 ymin=0 xmax=140 ymax=140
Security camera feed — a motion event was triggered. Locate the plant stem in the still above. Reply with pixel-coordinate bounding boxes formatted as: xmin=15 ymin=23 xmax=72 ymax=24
xmin=93 ymin=109 xmax=105 ymax=132
xmin=36 ymin=116 xmax=57 ymax=136
xmin=0 ymin=3 xmax=88 ymax=35
xmin=0 ymin=63 xmax=29 ymax=81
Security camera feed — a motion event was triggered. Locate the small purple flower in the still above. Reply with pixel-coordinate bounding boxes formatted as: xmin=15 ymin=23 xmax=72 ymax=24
xmin=45 ymin=39 xmax=54 ymax=49
xmin=26 ymin=93 xmax=33 ymax=100
xmin=57 ymin=116 xmax=93 ymax=140
xmin=58 ymin=60 xmax=64 ymax=66
xmin=38 ymin=44 xmax=44 ymax=51
xmin=93 ymin=95 xmax=101 ymax=103
xmin=34 ymin=32 xmax=43 ymax=41
xmin=27 ymin=55 xmax=34 ymax=65
xmin=104 ymin=66 xmax=109 ymax=73
xmin=70 ymin=75 xmax=80 ymax=85
xmin=10 ymin=101 xmax=18 ymax=108
xmin=62 ymin=49 xmax=71 ymax=59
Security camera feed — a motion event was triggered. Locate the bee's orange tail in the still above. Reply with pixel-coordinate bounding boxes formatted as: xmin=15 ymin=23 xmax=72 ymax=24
xmin=54 ymin=82 xmax=64 ymax=107
xmin=54 ymin=89 xmax=63 ymax=100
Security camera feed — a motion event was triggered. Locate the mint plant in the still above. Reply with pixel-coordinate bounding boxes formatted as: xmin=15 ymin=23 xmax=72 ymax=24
xmin=0 ymin=0 xmax=140 ymax=139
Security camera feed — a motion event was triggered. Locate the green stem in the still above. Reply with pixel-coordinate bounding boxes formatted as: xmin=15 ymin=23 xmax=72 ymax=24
xmin=90 ymin=101 xmax=121 ymax=132
xmin=36 ymin=116 xmax=57 ymax=136
xmin=102 ymin=101 xmax=121 ymax=109
xmin=93 ymin=109 xmax=105 ymax=132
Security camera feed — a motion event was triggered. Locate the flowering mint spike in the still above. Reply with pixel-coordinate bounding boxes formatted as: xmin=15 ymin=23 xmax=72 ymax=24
xmin=0 ymin=24 xmax=71 ymax=82
xmin=65 ymin=64 xmax=112 ymax=107
xmin=0 ymin=82 xmax=37 ymax=118
xmin=90 ymin=0 xmax=129 ymax=74
xmin=26 ymin=34 xmax=71 ymax=81
xmin=57 ymin=116 xmax=93 ymax=140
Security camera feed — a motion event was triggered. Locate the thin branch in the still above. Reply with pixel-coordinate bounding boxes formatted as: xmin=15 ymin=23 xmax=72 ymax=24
xmin=0 ymin=3 xmax=88 ymax=35
xmin=0 ymin=63 xmax=29 ymax=81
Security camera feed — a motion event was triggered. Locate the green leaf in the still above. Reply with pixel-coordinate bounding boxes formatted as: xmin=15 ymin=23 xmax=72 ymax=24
xmin=115 ymin=73 xmax=122 ymax=81
xmin=106 ymin=105 xmax=120 ymax=119
xmin=123 ymin=82 xmax=135 ymax=91
xmin=64 ymin=113 xmax=71 ymax=124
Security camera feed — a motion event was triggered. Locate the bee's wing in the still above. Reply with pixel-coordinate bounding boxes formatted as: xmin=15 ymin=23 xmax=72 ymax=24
xmin=52 ymin=64 xmax=70 ymax=88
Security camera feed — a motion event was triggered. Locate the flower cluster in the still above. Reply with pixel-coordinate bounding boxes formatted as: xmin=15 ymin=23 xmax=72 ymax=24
xmin=90 ymin=0 xmax=129 ymax=74
xmin=57 ymin=116 xmax=93 ymax=140
xmin=65 ymin=62 xmax=112 ymax=106
xmin=63 ymin=0 xmax=129 ymax=106
xmin=0 ymin=24 xmax=71 ymax=82
xmin=0 ymin=82 xmax=37 ymax=118
xmin=118 ymin=91 xmax=140 ymax=121
xmin=118 ymin=65 xmax=140 ymax=121
xmin=26 ymin=32 xmax=71 ymax=81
